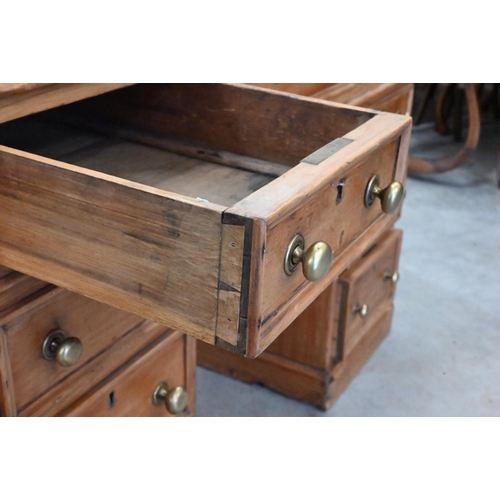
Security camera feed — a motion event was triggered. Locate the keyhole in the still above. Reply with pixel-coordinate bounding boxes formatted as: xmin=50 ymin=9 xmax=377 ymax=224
xmin=336 ymin=178 xmax=346 ymax=204
xmin=108 ymin=391 xmax=116 ymax=409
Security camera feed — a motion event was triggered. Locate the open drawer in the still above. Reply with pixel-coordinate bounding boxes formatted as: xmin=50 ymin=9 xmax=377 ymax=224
xmin=0 ymin=84 xmax=411 ymax=357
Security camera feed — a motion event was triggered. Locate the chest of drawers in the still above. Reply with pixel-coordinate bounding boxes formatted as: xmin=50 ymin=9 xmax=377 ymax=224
xmin=0 ymin=83 xmax=411 ymax=415
xmin=0 ymin=83 xmax=411 ymax=358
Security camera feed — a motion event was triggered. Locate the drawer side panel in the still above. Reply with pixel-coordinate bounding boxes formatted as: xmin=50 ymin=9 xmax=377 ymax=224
xmin=0 ymin=148 xmax=222 ymax=343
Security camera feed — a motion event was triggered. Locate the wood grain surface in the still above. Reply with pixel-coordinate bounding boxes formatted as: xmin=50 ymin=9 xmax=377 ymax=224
xmin=338 ymin=229 xmax=402 ymax=357
xmin=21 ymin=320 xmax=169 ymax=416
xmin=197 ymin=340 xmax=328 ymax=407
xmin=250 ymin=83 xmax=414 ymax=116
xmin=0 ymin=83 xmax=411 ymax=356
xmin=0 ymin=144 xmax=223 ymax=343
xmin=0 ymin=83 xmax=133 ymax=124
xmin=55 ymin=83 xmax=373 ymax=166
xmin=229 ymin=113 xmax=411 ymax=356
xmin=62 ymin=331 xmax=195 ymax=417
xmin=3 ymin=287 xmax=143 ymax=411
xmin=216 ymin=224 xmax=245 ymax=346
xmin=0 ymin=271 xmax=47 ymax=312
xmin=266 ymin=281 xmax=341 ymax=370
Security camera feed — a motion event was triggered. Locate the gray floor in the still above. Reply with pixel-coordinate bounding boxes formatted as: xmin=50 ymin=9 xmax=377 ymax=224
xmin=196 ymin=115 xmax=500 ymax=417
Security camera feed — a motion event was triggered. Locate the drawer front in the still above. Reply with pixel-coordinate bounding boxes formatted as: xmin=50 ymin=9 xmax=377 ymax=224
xmin=62 ymin=331 xmax=195 ymax=417
xmin=338 ymin=229 xmax=402 ymax=356
xmin=3 ymin=287 xmax=144 ymax=411
xmin=229 ymin=118 xmax=410 ymax=356
xmin=0 ymin=83 xmax=411 ymax=357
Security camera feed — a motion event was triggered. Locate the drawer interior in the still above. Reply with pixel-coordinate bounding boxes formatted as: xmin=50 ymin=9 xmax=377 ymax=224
xmin=0 ymin=84 xmax=374 ymax=209
xmin=0 ymin=116 xmax=274 ymax=207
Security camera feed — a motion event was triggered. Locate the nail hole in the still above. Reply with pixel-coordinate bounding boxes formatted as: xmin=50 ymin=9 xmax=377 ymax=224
xmin=108 ymin=391 xmax=116 ymax=409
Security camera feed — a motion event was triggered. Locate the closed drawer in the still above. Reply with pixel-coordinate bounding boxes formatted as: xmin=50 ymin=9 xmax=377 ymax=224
xmin=338 ymin=229 xmax=402 ymax=357
xmin=0 ymin=84 xmax=411 ymax=357
xmin=1 ymin=286 xmax=143 ymax=412
xmin=62 ymin=331 xmax=195 ymax=417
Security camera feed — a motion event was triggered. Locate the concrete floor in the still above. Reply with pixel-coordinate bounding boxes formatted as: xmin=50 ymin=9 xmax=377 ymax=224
xmin=196 ymin=114 xmax=500 ymax=417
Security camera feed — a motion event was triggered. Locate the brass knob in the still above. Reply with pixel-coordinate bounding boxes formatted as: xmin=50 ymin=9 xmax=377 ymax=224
xmin=384 ymin=271 xmax=399 ymax=283
xmin=353 ymin=303 xmax=369 ymax=318
xmin=153 ymin=382 xmax=189 ymax=414
xmin=284 ymin=234 xmax=333 ymax=282
xmin=364 ymin=175 xmax=405 ymax=214
xmin=42 ymin=330 xmax=83 ymax=367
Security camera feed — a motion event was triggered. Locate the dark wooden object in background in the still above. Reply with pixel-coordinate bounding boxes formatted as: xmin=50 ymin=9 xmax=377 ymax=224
xmin=409 ymin=83 xmax=481 ymax=174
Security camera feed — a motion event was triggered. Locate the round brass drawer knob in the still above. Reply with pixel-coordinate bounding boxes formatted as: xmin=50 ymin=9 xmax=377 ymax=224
xmin=42 ymin=330 xmax=83 ymax=367
xmin=353 ymin=303 xmax=369 ymax=318
xmin=364 ymin=175 xmax=405 ymax=214
xmin=284 ymin=234 xmax=333 ymax=282
xmin=153 ymin=382 xmax=189 ymax=414
xmin=384 ymin=271 xmax=399 ymax=283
